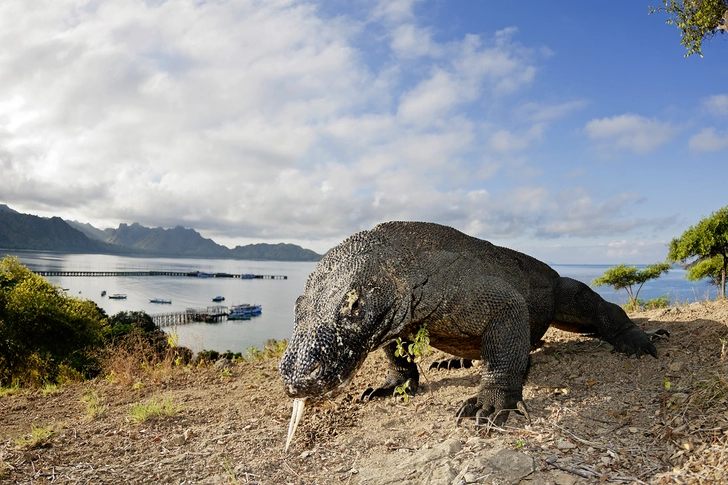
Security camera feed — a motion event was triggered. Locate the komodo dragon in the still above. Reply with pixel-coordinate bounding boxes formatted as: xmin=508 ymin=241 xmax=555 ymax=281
xmin=279 ymin=221 xmax=664 ymax=440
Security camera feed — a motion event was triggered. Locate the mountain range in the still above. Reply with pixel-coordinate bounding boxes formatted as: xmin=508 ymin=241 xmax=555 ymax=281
xmin=0 ymin=205 xmax=322 ymax=261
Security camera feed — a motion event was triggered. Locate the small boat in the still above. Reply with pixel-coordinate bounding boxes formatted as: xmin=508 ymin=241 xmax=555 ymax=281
xmin=228 ymin=312 xmax=251 ymax=321
xmin=109 ymin=294 xmax=127 ymax=300
xmin=150 ymin=298 xmax=172 ymax=304
xmin=212 ymin=295 xmax=225 ymax=302
xmin=240 ymin=273 xmax=255 ymax=279
xmin=230 ymin=303 xmax=262 ymax=316
xmin=101 ymin=290 xmax=106 ymax=296
xmin=198 ymin=272 xmax=213 ymax=278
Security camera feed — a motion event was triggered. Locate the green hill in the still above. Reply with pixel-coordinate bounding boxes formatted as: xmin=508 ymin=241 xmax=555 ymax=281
xmin=0 ymin=210 xmax=124 ymax=253
xmin=0 ymin=205 xmax=323 ymax=261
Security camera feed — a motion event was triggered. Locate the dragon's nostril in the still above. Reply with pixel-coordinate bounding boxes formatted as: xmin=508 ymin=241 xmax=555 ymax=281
xmin=309 ymin=363 xmax=321 ymax=379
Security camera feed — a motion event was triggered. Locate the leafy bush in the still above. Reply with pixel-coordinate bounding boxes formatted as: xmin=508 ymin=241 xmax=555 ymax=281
xmin=0 ymin=256 xmax=106 ymax=387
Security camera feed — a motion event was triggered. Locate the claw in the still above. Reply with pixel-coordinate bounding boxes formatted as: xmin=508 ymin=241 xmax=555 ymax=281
xmin=647 ymin=328 xmax=670 ymax=341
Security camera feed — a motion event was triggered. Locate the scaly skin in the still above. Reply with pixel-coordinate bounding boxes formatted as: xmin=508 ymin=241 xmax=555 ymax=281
xmin=279 ymin=222 xmax=661 ymax=426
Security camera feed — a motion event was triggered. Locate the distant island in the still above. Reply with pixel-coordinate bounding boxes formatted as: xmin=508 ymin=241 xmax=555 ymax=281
xmin=0 ymin=204 xmax=323 ymax=262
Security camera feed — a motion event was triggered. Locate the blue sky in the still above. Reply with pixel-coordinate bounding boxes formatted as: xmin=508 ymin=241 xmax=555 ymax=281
xmin=0 ymin=0 xmax=726 ymax=263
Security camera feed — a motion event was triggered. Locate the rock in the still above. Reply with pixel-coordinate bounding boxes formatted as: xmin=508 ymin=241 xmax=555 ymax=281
xmin=556 ymin=441 xmax=575 ymax=450
xmin=463 ymin=471 xmax=477 ymax=483
xmin=214 ymin=358 xmax=233 ymax=370
xmin=480 ymin=449 xmax=535 ymax=485
xmin=171 ymin=434 xmax=186 ymax=446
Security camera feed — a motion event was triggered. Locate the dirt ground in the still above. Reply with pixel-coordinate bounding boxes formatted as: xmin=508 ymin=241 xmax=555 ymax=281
xmin=1 ymin=300 xmax=728 ymax=485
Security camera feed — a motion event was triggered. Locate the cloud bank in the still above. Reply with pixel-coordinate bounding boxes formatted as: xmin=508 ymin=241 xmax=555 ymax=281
xmin=0 ymin=1 xmax=693 ymax=263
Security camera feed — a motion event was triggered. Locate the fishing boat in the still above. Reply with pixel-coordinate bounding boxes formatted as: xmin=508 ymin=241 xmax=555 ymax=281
xmin=149 ymin=298 xmax=172 ymax=304
xmin=108 ymin=294 xmax=127 ymax=300
xmin=230 ymin=303 xmax=262 ymax=316
xmin=212 ymin=295 xmax=225 ymax=302
xmin=240 ymin=273 xmax=255 ymax=279
xmin=227 ymin=312 xmax=252 ymax=321
xmin=101 ymin=290 xmax=106 ymax=296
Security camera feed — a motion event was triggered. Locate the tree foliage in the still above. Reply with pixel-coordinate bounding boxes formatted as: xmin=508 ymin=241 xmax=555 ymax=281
xmin=650 ymin=0 xmax=728 ymax=57
xmin=667 ymin=206 xmax=728 ymax=298
xmin=0 ymin=256 xmax=107 ymax=386
xmin=592 ymin=262 xmax=671 ymax=307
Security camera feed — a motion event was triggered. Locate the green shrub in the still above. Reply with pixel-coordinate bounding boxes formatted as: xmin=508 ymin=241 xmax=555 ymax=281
xmin=644 ymin=294 xmax=672 ymax=310
xmin=0 ymin=256 xmax=106 ymax=387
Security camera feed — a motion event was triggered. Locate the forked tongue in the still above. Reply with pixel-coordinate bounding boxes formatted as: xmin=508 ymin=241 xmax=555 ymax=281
xmin=285 ymin=398 xmax=307 ymax=452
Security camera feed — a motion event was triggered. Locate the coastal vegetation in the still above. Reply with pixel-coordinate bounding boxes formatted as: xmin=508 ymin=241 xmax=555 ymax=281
xmin=0 ymin=256 xmax=186 ymax=388
xmin=591 ymin=262 xmax=672 ymax=311
xmin=668 ymin=205 xmax=728 ymax=299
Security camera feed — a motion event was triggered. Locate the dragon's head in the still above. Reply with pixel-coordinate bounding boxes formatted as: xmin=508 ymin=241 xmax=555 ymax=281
xmin=279 ymin=231 xmax=402 ymax=399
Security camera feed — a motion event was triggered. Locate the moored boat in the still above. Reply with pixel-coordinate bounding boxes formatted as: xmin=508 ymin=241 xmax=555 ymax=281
xmin=212 ymin=295 xmax=225 ymax=302
xmin=109 ymin=294 xmax=127 ymax=300
xmin=228 ymin=312 xmax=252 ymax=320
xmin=230 ymin=303 xmax=262 ymax=316
xmin=150 ymin=298 xmax=172 ymax=304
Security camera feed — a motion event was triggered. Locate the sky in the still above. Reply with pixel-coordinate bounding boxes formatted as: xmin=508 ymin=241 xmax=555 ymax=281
xmin=1 ymin=0 xmax=727 ymax=263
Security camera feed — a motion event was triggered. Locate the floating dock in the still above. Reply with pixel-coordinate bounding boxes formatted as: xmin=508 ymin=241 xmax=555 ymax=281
xmin=33 ymin=270 xmax=286 ymax=279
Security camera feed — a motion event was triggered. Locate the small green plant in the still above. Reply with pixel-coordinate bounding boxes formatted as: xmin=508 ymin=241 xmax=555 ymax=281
xmin=0 ymin=383 xmax=23 ymax=397
xmin=41 ymin=383 xmax=60 ymax=396
xmin=663 ymin=377 xmax=672 ymax=390
xmin=394 ymin=383 xmax=410 ymax=403
xmin=133 ymin=381 xmax=145 ymax=390
xmin=392 ymin=326 xmax=431 ymax=402
xmin=15 ymin=424 xmax=56 ymax=449
xmin=394 ymin=326 xmax=431 ymax=363
xmin=221 ymin=456 xmax=240 ymax=485
xmin=104 ymin=370 xmax=117 ymax=384
xmin=166 ymin=332 xmax=179 ymax=348
xmin=81 ymin=389 xmax=107 ymax=420
xmin=263 ymin=339 xmax=287 ymax=358
xmin=128 ymin=396 xmax=182 ymax=424
xmin=220 ymin=368 xmax=231 ymax=378
xmin=644 ymin=295 xmax=672 ymax=310
xmin=244 ymin=346 xmax=263 ymax=361
xmin=515 ymin=439 xmax=526 ymax=449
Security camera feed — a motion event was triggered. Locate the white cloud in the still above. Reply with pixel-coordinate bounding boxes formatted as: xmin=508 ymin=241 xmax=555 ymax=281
xmin=702 ymin=94 xmax=728 ymax=116
xmin=584 ymin=114 xmax=678 ymax=154
xmin=370 ymin=0 xmax=422 ymax=23
xmin=516 ymin=100 xmax=588 ymax=123
xmin=390 ymin=23 xmax=439 ymax=58
xmin=0 ymin=0 xmax=666 ymax=257
xmin=688 ymin=127 xmax=728 ymax=152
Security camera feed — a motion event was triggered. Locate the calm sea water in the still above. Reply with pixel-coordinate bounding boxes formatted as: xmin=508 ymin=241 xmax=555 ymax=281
xmin=3 ymin=251 xmax=715 ymax=354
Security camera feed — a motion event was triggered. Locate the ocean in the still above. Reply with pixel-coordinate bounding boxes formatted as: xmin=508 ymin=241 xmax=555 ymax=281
xmin=3 ymin=250 xmax=715 ymax=354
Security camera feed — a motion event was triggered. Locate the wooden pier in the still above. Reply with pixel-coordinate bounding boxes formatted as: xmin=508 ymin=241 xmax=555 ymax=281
xmin=152 ymin=306 xmax=230 ymax=327
xmin=33 ymin=270 xmax=286 ymax=279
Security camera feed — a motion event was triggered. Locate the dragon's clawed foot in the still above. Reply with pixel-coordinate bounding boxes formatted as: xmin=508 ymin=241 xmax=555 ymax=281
xmin=429 ymin=358 xmax=473 ymax=371
xmin=455 ymin=395 xmax=530 ymax=429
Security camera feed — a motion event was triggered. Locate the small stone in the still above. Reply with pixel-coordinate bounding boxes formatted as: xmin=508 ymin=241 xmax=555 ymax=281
xmin=171 ymin=434 xmax=185 ymax=446
xmin=463 ymin=472 xmax=477 ymax=483
xmin=556 ymin=441 xmax=575 ymax=450
xmin=629 ymin=427 xmax=639 ymax=434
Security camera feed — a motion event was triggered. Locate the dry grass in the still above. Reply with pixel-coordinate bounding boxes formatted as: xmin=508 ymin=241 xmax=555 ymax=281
xmin=101 ymin=332 xmax=185 ymax=388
